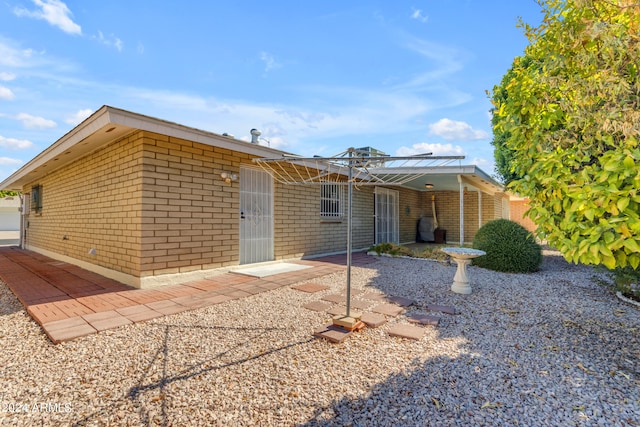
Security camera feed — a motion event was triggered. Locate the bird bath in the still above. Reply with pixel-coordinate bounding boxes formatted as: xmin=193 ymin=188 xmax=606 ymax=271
xmin=441 ymin=247 xmax=486 ymax=294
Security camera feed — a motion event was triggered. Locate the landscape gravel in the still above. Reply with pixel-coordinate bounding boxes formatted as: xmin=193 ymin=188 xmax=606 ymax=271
xmin=0 ymin=250 xmax=639 ymax=426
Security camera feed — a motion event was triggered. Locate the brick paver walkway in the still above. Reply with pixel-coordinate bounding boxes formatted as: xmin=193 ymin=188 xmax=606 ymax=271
xmin=0 ymin=247 xmax=375 ymax=344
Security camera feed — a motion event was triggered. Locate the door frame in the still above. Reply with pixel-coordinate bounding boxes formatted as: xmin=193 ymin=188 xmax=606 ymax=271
xmin=374 ymin=187 xmax=399 ymax=244
xmin=239 ymin=165 xmax=274 ymax=264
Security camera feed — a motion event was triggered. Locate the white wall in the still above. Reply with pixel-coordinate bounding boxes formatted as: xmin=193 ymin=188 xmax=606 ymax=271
xmin=0 ymin=197 xmax=20 ymax=231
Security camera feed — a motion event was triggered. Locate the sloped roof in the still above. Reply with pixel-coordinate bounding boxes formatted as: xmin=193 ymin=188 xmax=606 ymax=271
xmin=0 ymin=105 xmax=505 ymax=195
xmin=0 ymin=105 xmax=290 ymax=191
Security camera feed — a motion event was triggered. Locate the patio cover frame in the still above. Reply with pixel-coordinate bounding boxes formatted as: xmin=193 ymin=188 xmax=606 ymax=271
xmin=254 ymin=147 xmax=464 ymax=318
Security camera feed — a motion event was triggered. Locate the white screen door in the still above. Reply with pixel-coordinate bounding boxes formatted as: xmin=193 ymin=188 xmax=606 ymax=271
xmin=240 ymin=166 xmax=274 ymax=264
xmin=374 ymin=187 xmax=399 ymax=244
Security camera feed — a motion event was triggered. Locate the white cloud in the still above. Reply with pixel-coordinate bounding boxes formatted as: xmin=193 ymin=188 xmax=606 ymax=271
xmin=0 ymin=136 xmax=34 ymax=150
xmin=259 ymin=52 xmax=282 ymax=73
xmin=398 ymin=36 xmax=465 ymax=89
xmin=470 ymin=157 xmax=496 ymax=173
xmin=16 ymin=113 xmax=56 ymax=129
xmin=0 ymin=72 xmax=16 ymax=81
xmin=428 ymin=118 xmax=489 ymax=141
xmin=95 ymin=31 xmax=123 ymax=52
xmin=0 ymin=39 xmax=39 ymax=68
xmin=14 ymin=0 xmax=82 ymax=35
xmin=65 ymin=108 xmax=93 ymax=125
xmin=0 ymin=157 xmax=24 ymax=166
xmin=411 ymin=8 xmax=428 ymax=23
xmin=0 ymin=86 xmax=15 ymax=100
xmin=396 ymin=142 xmax=465 ymax=157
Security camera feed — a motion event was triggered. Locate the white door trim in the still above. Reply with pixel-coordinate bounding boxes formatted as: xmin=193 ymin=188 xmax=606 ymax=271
xmin=239 ymin=165 xmax=274 ymax=264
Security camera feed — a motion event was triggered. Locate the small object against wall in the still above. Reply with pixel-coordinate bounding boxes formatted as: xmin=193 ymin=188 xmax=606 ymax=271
xmin=220 ymin=172 xmax=238 ymax=184
xmin=88 ymin=248 xmax=97 ymax=256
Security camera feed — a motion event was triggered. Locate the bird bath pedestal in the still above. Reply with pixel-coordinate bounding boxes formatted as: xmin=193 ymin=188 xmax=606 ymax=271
xmin=441 ymin=247 xmax=486 ymax=294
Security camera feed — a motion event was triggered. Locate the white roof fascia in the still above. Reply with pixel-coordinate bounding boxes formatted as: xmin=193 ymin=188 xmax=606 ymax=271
xmin=0 ymin=105 xmax=291 ymax=190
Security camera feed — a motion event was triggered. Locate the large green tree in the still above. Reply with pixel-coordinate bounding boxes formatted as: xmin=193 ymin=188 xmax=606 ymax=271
xmin=491 ymin=0 xmax=640 ymax=269
xmin=491 ymin=57 xmax=534 ymax=185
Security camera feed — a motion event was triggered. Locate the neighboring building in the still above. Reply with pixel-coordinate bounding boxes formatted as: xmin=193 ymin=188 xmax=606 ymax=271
xmin=0 ymin=106 xmax=509 ymax=288
xmin=0 ymin=196 xmax=20 ymax=231
xmin=510 ymin=196 xmax=538 ymax=233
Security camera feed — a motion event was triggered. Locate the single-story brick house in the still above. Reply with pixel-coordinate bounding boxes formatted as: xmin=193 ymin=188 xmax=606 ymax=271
xmin=0 ymin=106 xmax=509 ymax=288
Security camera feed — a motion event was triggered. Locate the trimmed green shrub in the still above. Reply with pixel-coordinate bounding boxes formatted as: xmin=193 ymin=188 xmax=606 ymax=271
xmin=472 ymin=219 xmax=542 ymax=273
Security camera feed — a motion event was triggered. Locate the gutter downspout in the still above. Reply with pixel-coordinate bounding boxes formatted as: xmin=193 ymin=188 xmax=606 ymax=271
xmin=19 ymin=193 xmax=25 ymax=249
xmin=458 ymin=175 xmax=464 ymax=246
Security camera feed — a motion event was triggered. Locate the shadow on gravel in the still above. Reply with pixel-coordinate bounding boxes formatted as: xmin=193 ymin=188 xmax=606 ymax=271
xmin=71 ymin=322 xmax=314 ymax=427
xmin=299 ymin=254 xmax=640 ymax=426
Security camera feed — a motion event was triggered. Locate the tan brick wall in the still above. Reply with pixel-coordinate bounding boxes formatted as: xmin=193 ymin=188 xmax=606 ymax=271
xmin=420 ymin=190 xmax=508 ymax=244
xmin=274 ymin=183 xmax=352 ymax=258
xmin=510 ymin=199 xmax=537 ymax=233
xmin=23 ymin=132 xmax=145 ymax=276
xmin=398 ymin=188 xmax=429 ymax=243
xmin=22 ymin=126 xmax=508 ymax=282
xmin=274 ymin=184 xmax=427 ymax=257
xmin=139 ymin=132 xmax=247 ymax=276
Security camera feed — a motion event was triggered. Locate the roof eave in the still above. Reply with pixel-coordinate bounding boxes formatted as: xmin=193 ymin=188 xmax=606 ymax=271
xmin=0 ymin=105 xmax=291 ymax=190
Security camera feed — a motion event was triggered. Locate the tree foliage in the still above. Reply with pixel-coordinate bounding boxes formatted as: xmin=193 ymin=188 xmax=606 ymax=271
xmin=0 ymin=190 xmax=19 ymax=198
xmin=491 ymin=0 xmax=640 ymax=269
xmin=491 ymin=58 xmax=534 ymax=185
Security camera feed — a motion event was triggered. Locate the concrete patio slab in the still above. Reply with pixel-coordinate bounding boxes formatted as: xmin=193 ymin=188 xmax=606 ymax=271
xmin=231 ymin=262 xmax=312 ymax=278
xmin=82 ymin=310 xmax=133 ymax=331
xmin=145 ymin=300 xmax=189 ymax=316
xmin=407 ymin=313 xmax=441 ymax=326
xmin=321 ymin=294 xmax=347 ymax=304
xmin=116 ymin=305 xmax=164 ymax=323
xmin=388 ymin=324 xmax=425 ymax=340
xmin=372 ymin=303 xmax=405 ymax=317
xmin=303 ymin=301 xmax=332 ymax=312
xmin=292 ymin=283 xmax=330 ymax=293
xmin=339 ymin=288 xmax=365 ymax=297
xmin=42 ymin=317 xmax=97 ymax=343
xmin=313 ymin=324 xmax=353 ymax=343
xmin=327 ymin=305 xmax=347 ymax=316
xmin=349 ymin=299 xmax=374 ymax=310
xmin=387 ymin=296 xmax=416 ymax=307
xmin=360 ymin=312 xmax=387 ymax=328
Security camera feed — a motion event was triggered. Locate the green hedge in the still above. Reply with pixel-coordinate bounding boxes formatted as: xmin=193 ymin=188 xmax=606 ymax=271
xmin=472 ymin=219 xmax=542 ymax=273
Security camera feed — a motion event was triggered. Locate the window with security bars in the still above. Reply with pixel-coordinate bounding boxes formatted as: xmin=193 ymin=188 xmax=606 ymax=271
xmin=31 ymin=184 xmax=42 ymax=214
xmin=320 ymin=183 xmax=343 ymax=219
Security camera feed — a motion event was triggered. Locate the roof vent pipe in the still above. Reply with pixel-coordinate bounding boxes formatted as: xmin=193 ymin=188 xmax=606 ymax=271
xmin=250 ymin=128 xmax=261 ymax=144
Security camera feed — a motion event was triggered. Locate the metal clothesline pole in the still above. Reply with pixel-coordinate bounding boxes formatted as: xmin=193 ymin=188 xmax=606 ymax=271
xmin=252 ymin=149 xmax=465 ymax=329
xmin=346 ymin=148 xmax=353 ymax=317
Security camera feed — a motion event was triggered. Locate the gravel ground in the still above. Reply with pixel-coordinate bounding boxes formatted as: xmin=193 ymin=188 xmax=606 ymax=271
xmin=0 ymin=251 xmax=639 ymax=426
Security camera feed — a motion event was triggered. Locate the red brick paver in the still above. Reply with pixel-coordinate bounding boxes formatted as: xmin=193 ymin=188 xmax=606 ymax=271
xmin=388 ymin=324 xmax=425 ymax=340
xmin=0 ymin=247 xmax=372 ymax=343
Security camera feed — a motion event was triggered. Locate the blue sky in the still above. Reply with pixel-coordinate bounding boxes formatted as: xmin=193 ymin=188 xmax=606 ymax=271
xmin=0 ymin=0 xmax=543 ymax=183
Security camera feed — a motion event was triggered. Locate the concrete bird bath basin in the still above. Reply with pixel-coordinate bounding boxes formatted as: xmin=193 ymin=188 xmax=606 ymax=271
xmin=441 ymin=247 xmax=486 ymax=294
